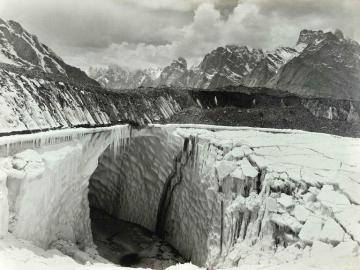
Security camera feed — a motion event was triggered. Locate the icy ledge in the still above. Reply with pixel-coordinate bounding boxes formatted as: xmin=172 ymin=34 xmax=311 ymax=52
xmin=0 ymin=125 xmax=360 ymax=269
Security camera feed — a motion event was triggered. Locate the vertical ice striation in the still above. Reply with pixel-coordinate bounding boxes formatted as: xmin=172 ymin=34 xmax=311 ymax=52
xmin=88 ymin=127 xmax=184 ymax=231
xmin=109 ymin=125 xmax=131 ymax=158
xmin=172 ymin=126 xmax=360 ymax=267
xmin=88 ymin=128 xmax=220 ymax=265
xmin=0 ymin=170 xmax=9 ymax=237
xmin=0 ymin=68 xmax=184 ymax=134
xmin=155 ymin=136 xmax=195 ymax=238
xmin=0 ymin=125 xmax=132 ymax=249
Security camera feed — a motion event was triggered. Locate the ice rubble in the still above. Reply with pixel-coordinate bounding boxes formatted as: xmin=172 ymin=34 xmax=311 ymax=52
xmin=0 ymin=124 xmax=359 ymax=270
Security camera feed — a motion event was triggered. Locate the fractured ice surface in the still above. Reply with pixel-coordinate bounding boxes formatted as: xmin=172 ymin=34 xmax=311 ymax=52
xmin=170 ymin=125 xmax=360 ymax=267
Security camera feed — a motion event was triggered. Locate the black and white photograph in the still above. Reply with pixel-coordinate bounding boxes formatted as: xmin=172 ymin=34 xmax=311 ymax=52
xmin=0 ymin=0 xmax=359 ymax=269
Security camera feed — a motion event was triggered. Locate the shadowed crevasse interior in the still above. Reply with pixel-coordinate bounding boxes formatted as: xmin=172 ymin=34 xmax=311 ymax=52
xmin=87 ymin=129 xmax=217 ymax=267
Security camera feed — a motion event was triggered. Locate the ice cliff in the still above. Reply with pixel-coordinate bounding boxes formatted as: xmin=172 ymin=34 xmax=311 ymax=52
xmin=0 ymin=125 xmax=359 ymax=269
xmin=0 ymin=126 xmax=130 ymax=246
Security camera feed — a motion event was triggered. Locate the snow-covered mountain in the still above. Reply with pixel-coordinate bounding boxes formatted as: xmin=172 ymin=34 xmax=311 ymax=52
xmin=88 ymin=29 xmax=360 ymax=100
xmin=88 ymin=58 xmax=192 ymax=90
xmin=190 ymin=45 xmax=265 ymax=89
xmin=0 ymin=19 xmax=64 ymax=74
xmin=0 ymin=18 xmax=98 ymax=86
xmin=242 ymin=47 xmax=299 ymax=87
xmin=88 ymin=65 xmax=162 ymax=89
xmin=157 ymin=57 xmax=189 ymax=88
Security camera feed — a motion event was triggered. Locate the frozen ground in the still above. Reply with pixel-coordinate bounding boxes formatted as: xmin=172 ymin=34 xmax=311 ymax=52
xmin=0 ymin=124 xmax=359 ymax=269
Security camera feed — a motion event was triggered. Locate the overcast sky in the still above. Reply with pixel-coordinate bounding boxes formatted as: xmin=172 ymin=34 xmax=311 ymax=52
xmin=0 ymin=0 xmax=359 ymax=71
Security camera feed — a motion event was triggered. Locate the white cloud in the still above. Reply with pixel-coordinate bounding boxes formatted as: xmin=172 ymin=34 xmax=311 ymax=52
xmin=0 ymin=0 xmax=359 ymax=70
xmin=119 ymin=0 xmax=239 ymax=11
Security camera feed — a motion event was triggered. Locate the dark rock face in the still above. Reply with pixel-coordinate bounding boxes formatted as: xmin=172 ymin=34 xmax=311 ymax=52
xmin=271 ymin=31 xmax=360 ymax=99
xmin=157 ymin=57 xmax=189 ymax=88
xmin=0 ymin=19 xmax=98 ymax=86
xmin=242 ymin=47 xmax=299 ymax=87
xmin=192 ymin=46 xmax=265 ymax=88
xmin=296 ymin=29 xmax=327 ymax=47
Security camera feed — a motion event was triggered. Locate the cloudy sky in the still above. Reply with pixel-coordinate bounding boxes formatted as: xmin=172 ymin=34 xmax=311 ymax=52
xmin=0 ymin=0 xmax=359 ymax=71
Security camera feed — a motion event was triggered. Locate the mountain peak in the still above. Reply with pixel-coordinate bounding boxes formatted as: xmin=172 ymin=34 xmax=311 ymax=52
xmin=297 ymin=29 xmax=325 ymax=46
xmin=0 ymin=18 xmax=98 ymax=86
xmin=296 ymin=29 xmax=348 ymax=48
xmin=334 ymin=29 xmax=344 ymax=40
xmin=173 ymin=57 xmax=187 ymax=69
xmin=7 ymin=20 xmax=25 ymax=34
xmin=85 ymin=27 xmax=359 ymax=98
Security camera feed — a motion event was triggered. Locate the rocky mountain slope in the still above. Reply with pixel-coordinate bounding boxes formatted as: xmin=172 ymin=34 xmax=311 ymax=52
xmin=88 ymin=29 xmax=360 ymax=100
xmin=157 ymin=57 xmax=189 ymax=88
xmin=0 ymin=19 xmax=98 ymax=86
xmin=190 ymin=46 xmax=265 ymax=89
xmin=270 ymin=30 xmax=360 ymax=99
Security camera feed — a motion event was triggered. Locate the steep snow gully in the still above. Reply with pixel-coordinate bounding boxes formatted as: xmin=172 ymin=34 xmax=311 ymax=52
xmin=0 ymin=124 xmax=360 ymax=269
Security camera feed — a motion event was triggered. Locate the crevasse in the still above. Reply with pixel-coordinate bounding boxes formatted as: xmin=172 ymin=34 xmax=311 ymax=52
xmin=0 ymin=125 xmax=360 ymax=269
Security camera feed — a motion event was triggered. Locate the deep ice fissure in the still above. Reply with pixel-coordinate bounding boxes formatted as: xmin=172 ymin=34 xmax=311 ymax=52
xmin=2 ymin=124 xmax=360 ymax=269
xmin=88 ymin=133 xmax=194 ymax=267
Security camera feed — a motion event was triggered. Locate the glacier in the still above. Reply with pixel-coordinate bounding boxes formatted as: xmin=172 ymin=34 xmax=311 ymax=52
xmin=0 ymin=124 xmax=359 ymax=270
xmin=0 ymin=68 xmax=184 ymax=133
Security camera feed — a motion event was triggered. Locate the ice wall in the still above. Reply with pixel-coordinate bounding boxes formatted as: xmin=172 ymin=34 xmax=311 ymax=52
xmin=0 ymin=125 xmax=130 ymax=249
xmin=174 ymin=126 xmax=360 ymax=267
xmin=89 ymin=127 xmax=220 ymax=265
xmin=89 ymin=128 xmax=183 ymax=231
